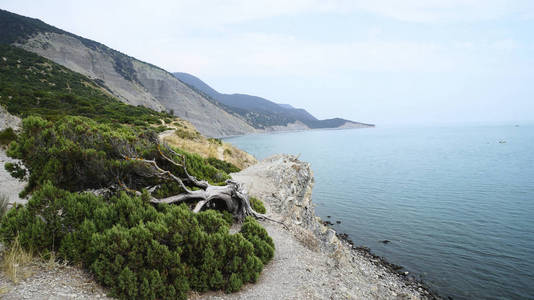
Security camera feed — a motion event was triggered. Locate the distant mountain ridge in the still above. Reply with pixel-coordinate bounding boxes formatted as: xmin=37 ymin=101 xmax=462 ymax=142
xmin=173 ymin=72 xmax=374 ymax=129
xmin=0 ymin=8 xmax=373 ymax=136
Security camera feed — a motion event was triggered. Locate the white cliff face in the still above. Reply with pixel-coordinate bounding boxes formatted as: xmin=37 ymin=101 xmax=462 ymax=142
xmin=16 ymin=32 xmax=256 ymax=137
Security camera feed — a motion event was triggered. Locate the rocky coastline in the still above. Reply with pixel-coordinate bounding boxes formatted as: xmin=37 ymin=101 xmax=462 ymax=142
xmin=226 ymin=154 xmax=438 ymax=299
xmin=0 ymin=150 xmax=438 ymax=299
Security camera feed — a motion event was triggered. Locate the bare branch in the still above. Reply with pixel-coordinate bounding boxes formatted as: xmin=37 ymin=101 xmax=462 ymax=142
xmin=123 ymin=155 xmax=193 ymax=194
xmin=160 ymin=144 xmax=209 ymax=189
xmin=112 ymin=139 xmax=286 ymax=226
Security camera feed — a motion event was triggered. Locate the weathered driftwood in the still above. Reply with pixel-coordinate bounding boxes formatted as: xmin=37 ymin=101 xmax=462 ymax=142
xmin=119 ymin=141 xmax=282 ymax=224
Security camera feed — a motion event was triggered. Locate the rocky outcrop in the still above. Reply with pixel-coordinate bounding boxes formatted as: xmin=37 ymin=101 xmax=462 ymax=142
xmin=232 ymin=155 xmax=345 ymax=252
xmin=16 ymin=32 xmax=256 ymax=137
xmin=230 ymin=155 xmax=435 ymax=299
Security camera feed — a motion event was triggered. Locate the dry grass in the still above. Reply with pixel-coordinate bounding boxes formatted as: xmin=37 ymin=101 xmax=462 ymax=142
xmin=1 ymin=236 xmax=34 ymax=283
xmin=294 ymin=227 xmax=320 ymax=252
xmin=220 ymin=143 xmax=257 ymax=170
xmin=0 ymin=285 xmax=9 ymax=295
xmin=159 ymin=118 xmax=257 ymax=170
xmin=0 ymin=193 xmax=9 ymax=218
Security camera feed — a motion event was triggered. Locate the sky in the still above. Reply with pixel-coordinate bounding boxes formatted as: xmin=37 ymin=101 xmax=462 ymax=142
xmin=2 ymin=0 xmax=534 ymax=125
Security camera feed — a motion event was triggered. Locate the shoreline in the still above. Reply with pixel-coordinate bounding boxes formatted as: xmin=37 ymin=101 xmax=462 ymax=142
xmin=0 ymin=148 xmax=439 ymax=299
xmin=319 ymin=219 xmax=443 ymax=299
xmin=220 ymin=123 xmax=375 ymax=140
xmin=230 ymin=154 xmax=438 ymax=299
xmin=335 ymin=231 xmax=442 ymax=299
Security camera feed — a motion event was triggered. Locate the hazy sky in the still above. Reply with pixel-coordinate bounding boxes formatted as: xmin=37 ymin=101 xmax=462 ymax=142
xmin=2 ymin=0 xmax=534 ymax=125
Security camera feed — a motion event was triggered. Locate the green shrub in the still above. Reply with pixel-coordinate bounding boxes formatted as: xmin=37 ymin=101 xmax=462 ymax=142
xmin=0 ymin=41 xmax=275 ymax=300
xmin=0 ymin=127 xmax=16 ymax=146
xmin=5 ymin=116 xmax=146 ymax=197
xmin=0 ymin=183 xmax=274 ymax=299
xmin=206 ymin=157 xmax=240 ymax=174
xmin=172 ymin=149 xmax=231 ymax=185
xmin=240 ymin=217 xmax=274 ymax=264
xmin=220 ymin=210 xmax=234 ymax=226
xmin=5 ymin=116 xmax=233 ymax=197
xmin=4 ymin=162 xmax=26 ymax=180
xmin=249 ymin=197 xmax=266 ymax=214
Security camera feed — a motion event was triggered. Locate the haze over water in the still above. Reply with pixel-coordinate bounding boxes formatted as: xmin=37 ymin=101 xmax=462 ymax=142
xmin=226 ymin=124 xmax=534 ymax=300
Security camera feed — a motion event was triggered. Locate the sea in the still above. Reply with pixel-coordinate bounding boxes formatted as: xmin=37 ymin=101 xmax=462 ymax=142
xmin=225 ymin=124 xmax=534 ymax=300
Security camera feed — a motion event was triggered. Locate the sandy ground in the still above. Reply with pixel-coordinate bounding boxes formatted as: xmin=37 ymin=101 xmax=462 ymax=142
xmin=0 ymin=261 xmax=112 ymax=300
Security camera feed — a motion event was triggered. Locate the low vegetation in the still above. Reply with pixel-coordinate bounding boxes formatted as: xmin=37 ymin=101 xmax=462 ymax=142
xmin=1 ymin=112 xmax=273 ymax=299
xmin=0 ymin=35 xmax=272 ymax=299
xmin=1 ymin=235 xmax=33 ymax=284
xmin=0 ymin=127 xmax=16 ymax=146
xmin=249 ymin=197 xmax=267 ymax=214
xmin=0 ymin=183 xmax=273 ymax=299
xmin=161 ymin=119 xmax=256 ymax=170
xmin=4 ymin=116 xmax=240 ymax=199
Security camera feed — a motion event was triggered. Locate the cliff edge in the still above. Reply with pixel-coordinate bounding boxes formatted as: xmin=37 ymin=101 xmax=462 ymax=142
xmin=200 ymin=154 xmax=432 ymax=299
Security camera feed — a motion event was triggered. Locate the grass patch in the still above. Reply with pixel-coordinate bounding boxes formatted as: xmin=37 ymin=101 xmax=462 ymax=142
xmin=1 ymin=235 xmax=33 ymax=283
xmin=207 ymin=157 xmax=240 ymax=174
xmin=0 ymin=127 xmax=16 ymax=146
xmin=250 ymin=197 xmax=266 ymax=214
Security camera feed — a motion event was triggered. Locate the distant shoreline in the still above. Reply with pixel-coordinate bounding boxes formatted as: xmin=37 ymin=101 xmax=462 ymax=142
xmin=221 ymin=123 xmax=375 ymax=140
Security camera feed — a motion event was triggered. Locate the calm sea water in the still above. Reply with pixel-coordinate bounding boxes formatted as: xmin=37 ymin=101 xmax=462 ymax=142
xmin=225 ymin=124 xmax=534 ymax=300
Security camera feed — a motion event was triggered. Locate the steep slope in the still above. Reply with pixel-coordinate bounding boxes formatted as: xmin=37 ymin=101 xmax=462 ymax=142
xmin=174 ymin=72 xmax=374 ymax=129
xmin=0 ymin=9 xmax=255 ymax=137
xmin=0 ymin=44 xmax=169 ymax=125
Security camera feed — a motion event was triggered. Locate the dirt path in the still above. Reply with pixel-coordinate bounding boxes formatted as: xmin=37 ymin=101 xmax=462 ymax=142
xmin=0 ymin=261 xmax=112 ymax=299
